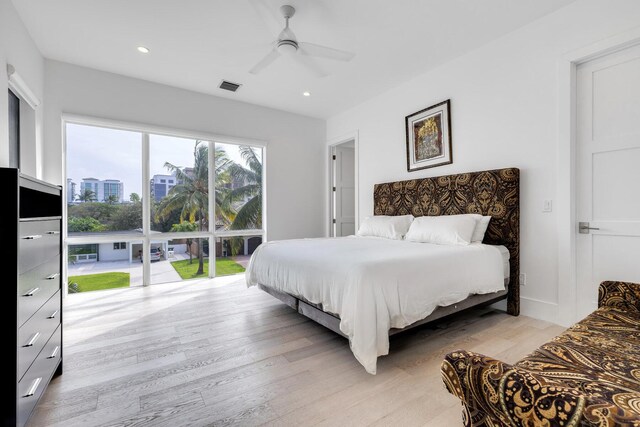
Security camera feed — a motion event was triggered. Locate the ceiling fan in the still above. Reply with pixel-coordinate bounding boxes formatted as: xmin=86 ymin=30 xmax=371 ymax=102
xmin=249 ymin=4 xmax=355 ymax=77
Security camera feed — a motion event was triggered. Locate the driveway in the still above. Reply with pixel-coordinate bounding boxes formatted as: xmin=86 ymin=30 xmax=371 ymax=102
xmin=68 ymin=254 xmax=188 ymax=286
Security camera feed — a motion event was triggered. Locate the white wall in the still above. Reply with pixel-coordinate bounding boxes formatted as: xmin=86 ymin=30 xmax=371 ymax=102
xmin=98 ymin=243 xmax=129 ymax=262
xmin=0 ymin=0 xmax=44 ymax=176
xmin=43 ymin=60 xmax=326 ymax=241
xmin=326 ymin=0 xmax=640 ymax=323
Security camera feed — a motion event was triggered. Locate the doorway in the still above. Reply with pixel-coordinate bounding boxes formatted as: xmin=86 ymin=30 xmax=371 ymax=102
xmin=330 ymin=140 xmax=356 ymax=237
xmin=575 ymin=43 xmax=640 ymax=319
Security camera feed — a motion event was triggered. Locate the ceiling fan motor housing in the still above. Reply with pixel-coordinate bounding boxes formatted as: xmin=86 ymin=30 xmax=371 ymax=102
xmin=249 ymin=3 xmax=354 ymax=75
xmin=277 ymin=39 xmax=298 ymax=54
xmin=280 ymin=5 xmax=295 ymax=19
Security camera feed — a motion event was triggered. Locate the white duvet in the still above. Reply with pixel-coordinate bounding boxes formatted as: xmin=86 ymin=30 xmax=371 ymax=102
xmin=245 ymin=236 xmax=505 ymax=374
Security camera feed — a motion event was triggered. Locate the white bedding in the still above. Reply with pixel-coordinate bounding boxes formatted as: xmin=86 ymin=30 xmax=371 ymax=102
xmin=245 ymin=236 xmax=507 ymax=374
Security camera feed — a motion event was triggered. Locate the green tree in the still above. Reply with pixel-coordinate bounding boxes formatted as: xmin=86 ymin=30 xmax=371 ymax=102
xmin=105 ymin=194 xmax=119 ymax=204
xmin=151 ymin=201 xmax=182 ymax=232
xmin=67 ymin=202 xmax=118 ymax=225
xmin=157 ymin=142 xmax=210 ymax=275
xmin=109 ymin=202 xmax=142 ymax=231
xmin=77 ymin=188 xmax=97 ymax=202
xmin=68 ymin=216 xmax=106 ymax=232
xmin=227 ymin=146 xmax=262 ymax=231
xmin=129 ymin=193 xmax=141 ymax=203
xmin=170 ymin=221 xmax=198 ymax=264
xmin=214 ymin=148 xmax=234 ymax=226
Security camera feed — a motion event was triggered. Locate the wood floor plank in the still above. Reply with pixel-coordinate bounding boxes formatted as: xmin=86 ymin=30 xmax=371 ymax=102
xmin=29 ymin=277 xmax=565 ymax=427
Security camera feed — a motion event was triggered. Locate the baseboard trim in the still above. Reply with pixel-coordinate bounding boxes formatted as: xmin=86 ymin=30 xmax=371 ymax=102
xmin=490 ymin=296 xmax=560 ymax=324
xmin=520 ymin=296 xmax=559 ymax=324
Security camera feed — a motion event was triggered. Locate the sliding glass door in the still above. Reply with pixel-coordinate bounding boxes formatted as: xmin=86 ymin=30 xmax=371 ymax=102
xmin=65 ymin=120 xmax=265 ymax=292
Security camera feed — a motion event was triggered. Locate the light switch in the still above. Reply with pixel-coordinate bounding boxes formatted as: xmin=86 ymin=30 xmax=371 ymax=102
xmin=543 ymin=200 xmax=552 ymax=212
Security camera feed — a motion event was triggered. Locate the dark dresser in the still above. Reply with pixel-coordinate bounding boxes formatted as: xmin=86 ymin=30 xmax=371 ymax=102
xmin=1 ymin=169 xmax=63 ymax=427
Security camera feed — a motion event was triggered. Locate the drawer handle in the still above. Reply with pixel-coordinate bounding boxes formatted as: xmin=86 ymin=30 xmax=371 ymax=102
xmin=47 ymin=346 xmax=59 ymax=359
xmin=46 ymin=273 xmax=60 ymax=280
xmin=22 ymin=235 xmax=42 ymax=240
xmin=24 ymin=332 xmax=40 ymax=347
xmin=45 ymin=230 xmax=60 ymax=235
xmin=23 ymin=377 xmax=42 ymax=398
xmin=48 ymin=310 xmax=59 ymax=319
xmin=23 ymin=287 xmax=40 ymax=297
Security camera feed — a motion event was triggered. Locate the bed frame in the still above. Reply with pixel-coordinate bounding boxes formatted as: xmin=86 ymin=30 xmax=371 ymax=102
xmin=258 ymin=167 xmax=520 ymax=338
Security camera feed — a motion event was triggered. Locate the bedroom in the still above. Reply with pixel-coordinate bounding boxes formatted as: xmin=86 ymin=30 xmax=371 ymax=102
xmin=2 ymin=0 xmax=640 ymax=426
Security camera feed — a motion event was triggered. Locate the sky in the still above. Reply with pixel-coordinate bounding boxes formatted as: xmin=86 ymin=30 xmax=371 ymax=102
xmin=66 ymin=123 xmax=260 ymax=199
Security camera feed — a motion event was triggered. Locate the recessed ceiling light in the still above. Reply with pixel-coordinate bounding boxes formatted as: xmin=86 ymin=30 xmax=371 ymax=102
xmin=302 ymin=91 xmax=311 ymax=97
xmin=137 ymin=46 xmax=150 ymax=54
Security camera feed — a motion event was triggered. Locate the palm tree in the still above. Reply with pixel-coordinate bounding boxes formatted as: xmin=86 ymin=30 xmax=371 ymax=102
xmin=214 ymin=148 xmax=234 ymax=226
xmin=157 ymin=142 xmax=209 ymax=275
xmin=105 ymin=194 xmax=119 ymax=204
xmin=224 ymin=146 xmax=262 ymax=256
xmin=227 ymin=146 xmax=262 ymax=230
xmin=170 ymin=221 xmax=197 ymax=264
xmin=156 ymin=142 xmax=235 ymax=275
xmin=77 ymin=188 xmax=97 ymax=202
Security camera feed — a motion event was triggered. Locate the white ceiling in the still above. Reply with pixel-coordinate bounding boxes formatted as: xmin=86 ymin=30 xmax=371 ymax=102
xmin=13 ymin=0 xmax=575 ymax=119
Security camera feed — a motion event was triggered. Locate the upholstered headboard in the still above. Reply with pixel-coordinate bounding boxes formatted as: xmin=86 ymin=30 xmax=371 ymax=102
xmin=373 ymin=167 xmax=520 ymax=315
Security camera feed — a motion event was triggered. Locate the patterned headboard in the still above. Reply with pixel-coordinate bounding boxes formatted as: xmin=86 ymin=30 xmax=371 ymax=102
xmin=373 ymin=168 xmax=520 ymax=315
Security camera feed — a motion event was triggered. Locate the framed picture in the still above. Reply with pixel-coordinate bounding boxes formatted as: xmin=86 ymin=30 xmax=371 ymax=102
xmin=405 ymin=99 xmax=452 ymax=172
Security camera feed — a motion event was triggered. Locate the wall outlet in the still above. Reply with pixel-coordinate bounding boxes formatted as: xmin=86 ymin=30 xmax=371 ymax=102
xmin=543 ymin=200 xmax=552 ymax=212
xmin=519 ymin=273 xmax=526 ymax=286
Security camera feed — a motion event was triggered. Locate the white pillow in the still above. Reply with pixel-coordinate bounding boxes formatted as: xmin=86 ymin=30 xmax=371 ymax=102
xmin=405 ymin=215 xmax=477 ymax=245
xmin=356 ymin=215 xmax=414 ymax=240
xmin=444 ymin=214 xmax=492 ymax=243
xmin=471 ymin=215 xmax=491 ymax=243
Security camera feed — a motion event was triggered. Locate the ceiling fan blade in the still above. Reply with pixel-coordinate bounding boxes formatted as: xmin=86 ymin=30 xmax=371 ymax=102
xmin=299 ymin=42 xmax=355 ymax=62
xmin=295 ymin=54 xmax=328 ymax=78
xmin=249 ymin=49 xmax=281 ymax=75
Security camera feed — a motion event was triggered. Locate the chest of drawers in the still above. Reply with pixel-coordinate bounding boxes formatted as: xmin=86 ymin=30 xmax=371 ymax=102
xmin=2 ymin=169 xmax=63 ymax=427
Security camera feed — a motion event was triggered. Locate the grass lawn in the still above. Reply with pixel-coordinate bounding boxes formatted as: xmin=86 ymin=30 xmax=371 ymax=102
xmin=68 ymin=272 xmax=130 ymax=292
xmin=171 ymin=257 xmax=246 ymax=280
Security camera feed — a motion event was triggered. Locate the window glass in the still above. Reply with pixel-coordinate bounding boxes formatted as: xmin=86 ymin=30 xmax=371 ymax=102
xmin=66 ymin=123 xmax=142 ymax=234
xmin=150 ymin=135 xmax=209 ymax=234
xmin=214 ymin=143 xmax=263 ymax=231
xmin=65 ymin=124 xmax=265 ymax=291
xmin=68 ymin=240 xmax=142 ymax=292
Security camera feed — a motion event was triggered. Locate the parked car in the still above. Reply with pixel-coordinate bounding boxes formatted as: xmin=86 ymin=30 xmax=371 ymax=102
xmin=140 ymin=247 xmax=163 ymax=262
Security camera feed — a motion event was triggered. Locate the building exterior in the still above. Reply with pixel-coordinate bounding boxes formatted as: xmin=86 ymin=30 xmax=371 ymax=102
xmin=67 ymin=178 xmax=76 ymax=203
xmin=150 ymin=174 xmax=177 ymax=202
xmin=80 ymin=178 xmax=124 ymax=202
xmin=68 ymin=240 xmax=187 ymax=264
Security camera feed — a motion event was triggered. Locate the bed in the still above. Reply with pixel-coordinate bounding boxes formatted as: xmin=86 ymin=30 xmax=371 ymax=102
xmin=246 ymin=167 xmax=519 ymax=374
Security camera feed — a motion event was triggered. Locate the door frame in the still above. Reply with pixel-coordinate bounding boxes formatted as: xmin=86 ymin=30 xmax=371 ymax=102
xmin=327 ymin=131 xmax=359 ymax=237
xmin=557 ymin=27 xmax=640 ymax=326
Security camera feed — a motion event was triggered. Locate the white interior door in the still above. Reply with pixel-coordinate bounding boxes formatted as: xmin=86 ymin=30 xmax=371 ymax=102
xmin=575 ymin=44 xmax=640 ymax=319
xmin=333 ymin=144 xmax=355 ymax=237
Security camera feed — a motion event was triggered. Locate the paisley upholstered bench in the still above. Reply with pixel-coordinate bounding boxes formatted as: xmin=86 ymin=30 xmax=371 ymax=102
xmin=441 ymin=281 xmax=640 ymax=426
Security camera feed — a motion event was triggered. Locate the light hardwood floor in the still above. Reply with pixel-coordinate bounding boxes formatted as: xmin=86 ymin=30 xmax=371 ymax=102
xmin=29 ymin=275 xmax=565 ymax=427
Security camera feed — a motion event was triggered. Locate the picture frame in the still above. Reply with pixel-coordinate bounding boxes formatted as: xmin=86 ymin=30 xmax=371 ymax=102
xmin=405 ymin=99 xmax=452 ymax=172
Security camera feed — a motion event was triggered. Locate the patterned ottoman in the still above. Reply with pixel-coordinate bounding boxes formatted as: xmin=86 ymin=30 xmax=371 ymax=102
xmin=442 ymin=281 xmax=640 ymax=426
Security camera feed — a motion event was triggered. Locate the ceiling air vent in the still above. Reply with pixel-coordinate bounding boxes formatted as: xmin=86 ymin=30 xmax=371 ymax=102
xmin=219 ymin=80 xmax=242 ymax=92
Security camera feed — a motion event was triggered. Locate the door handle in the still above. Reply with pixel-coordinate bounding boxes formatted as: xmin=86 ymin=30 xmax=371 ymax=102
xmin=22 ymin=235 xmax=42 ymax=240
xmin=24 ymin=332 xmax=40 ymax=347
xmin=23 ymin=377 xmax=42 ymax=398
xmin=23 ymin=287 xmax=40 ymax=297
xmin=579 ymin=222 xmax=600 ymax=234
xmin=47 ymin=346 xmax=59 ymax=359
